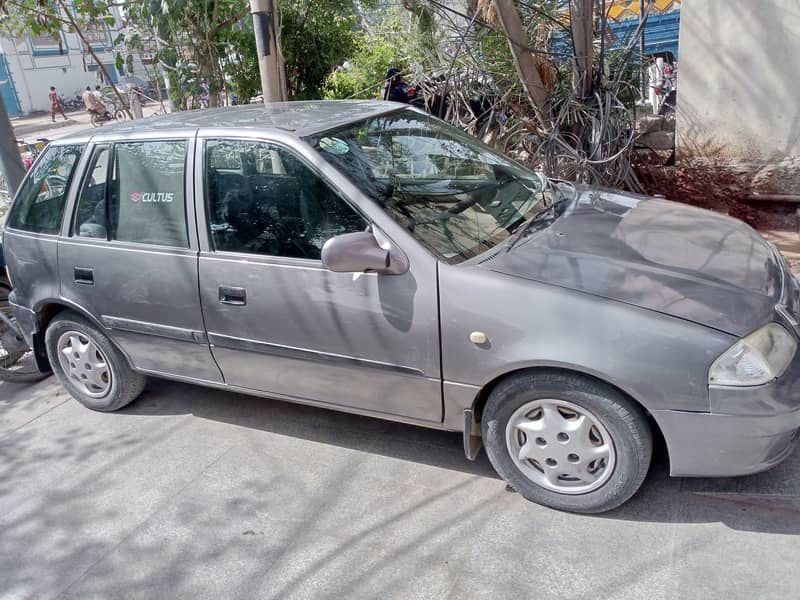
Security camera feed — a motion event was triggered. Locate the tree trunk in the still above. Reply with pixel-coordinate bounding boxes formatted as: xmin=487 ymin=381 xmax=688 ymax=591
xmin=55 ymin=0 xmax=130 ymax=115
xmin=0 ymin=93 xmax=25 ymax=197
xmin=491 ymin=0 xmax=551 ymax=131
xmin=155 ymin=23 xmax=176 ymax=112
xmin=571 ymin=0 xmax=594 ymax=98
xmin=207 ymin=63 xmax=220 ymax=107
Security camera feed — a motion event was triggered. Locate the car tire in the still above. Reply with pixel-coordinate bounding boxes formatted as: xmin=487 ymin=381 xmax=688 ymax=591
xmin=45 ymin=311 xmax=146 ymax=411
xmin=482 ymin=371 xmax=652 ymax=514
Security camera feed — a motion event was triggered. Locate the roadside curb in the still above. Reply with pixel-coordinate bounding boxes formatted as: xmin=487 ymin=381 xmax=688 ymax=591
xmin=13 ymin=117 xmax=80 ymax=138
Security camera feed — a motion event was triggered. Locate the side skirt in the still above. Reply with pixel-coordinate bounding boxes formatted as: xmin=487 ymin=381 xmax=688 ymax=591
xmin=136 ymin=367 xmax=450 ymax=432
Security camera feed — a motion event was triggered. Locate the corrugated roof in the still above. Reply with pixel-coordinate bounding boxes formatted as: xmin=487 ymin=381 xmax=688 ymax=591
xmin=607 ymin=0 xmax=681 ymax=19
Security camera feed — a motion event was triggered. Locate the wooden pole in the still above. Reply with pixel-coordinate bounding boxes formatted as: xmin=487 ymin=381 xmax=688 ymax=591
xmin=491 ymin=0 xmax=551 ymax=131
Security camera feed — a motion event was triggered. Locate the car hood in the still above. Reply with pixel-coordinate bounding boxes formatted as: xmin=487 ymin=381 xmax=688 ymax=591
xmin=487 ymin=188 xmax=783 ymax=336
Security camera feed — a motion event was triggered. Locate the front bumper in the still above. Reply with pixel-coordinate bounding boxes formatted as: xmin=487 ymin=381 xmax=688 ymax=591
xmin=655 ymin=407 xmax=799 ymax=477
xmin=654 ymin=357 xmax=800 ymax=477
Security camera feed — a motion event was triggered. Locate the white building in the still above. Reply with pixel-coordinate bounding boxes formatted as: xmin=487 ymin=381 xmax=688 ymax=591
xmin=676 ymin=0 xmax=800 ymax=199
xmin=0 ymin=12 xmax=146 ymax=116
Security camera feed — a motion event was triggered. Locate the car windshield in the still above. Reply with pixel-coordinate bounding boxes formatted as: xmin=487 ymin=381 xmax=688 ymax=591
xmin=308 ymin=109 xmax=546 ymax=263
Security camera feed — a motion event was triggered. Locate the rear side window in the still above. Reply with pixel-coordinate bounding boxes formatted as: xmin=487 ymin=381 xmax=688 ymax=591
xmin=113 ymin=141 xmax=188 ymax=247
xmin=7 ymin=144 xmax=83 ymax=234
xmin=71 ymin=140 xmax=189 ymax=247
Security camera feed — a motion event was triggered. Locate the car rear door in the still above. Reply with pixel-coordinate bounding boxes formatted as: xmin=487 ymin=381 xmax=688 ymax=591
xmin=195 ymin=132 xmax=442 ymax=423
xmin=58 ymin=134 xmax=222 ymax=382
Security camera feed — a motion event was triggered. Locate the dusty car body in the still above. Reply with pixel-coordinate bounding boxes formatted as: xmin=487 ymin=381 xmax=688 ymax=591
xmin=3 ymin=101 xmax=799 ymax=513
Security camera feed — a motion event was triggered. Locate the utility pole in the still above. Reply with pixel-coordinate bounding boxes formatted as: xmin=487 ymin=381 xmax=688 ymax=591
xmin=0 ymin=93 xmax=25 ymax=198
xmin=250 ymin=0 xmax=287 ymax=103
xmin=640 ymin=0 xmax=647 ymax=102
xmin=571 ymin=0 xmax=594 ymax=98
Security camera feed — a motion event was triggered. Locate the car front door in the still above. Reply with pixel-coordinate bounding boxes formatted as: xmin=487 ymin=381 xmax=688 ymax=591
xmin=196 ymin=134 xmax=441 ymax=423
xmin=58 ymin=136 xmax=222 ymax=382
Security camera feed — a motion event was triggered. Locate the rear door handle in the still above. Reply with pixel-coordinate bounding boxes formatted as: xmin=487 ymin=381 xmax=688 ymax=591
xmin=74 ymin=267 xmax=94 ymax=285
xmin=219 ymin=286 xmax=246 ymax=305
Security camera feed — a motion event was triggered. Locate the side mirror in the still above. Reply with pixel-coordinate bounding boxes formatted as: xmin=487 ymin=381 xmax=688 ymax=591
xmin=321 ymin=231 xmax=407 ymax=275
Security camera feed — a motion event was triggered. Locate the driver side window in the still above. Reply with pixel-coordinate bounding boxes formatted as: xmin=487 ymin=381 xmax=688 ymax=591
xmin=204 ymin=139 xmax=366 ymax=259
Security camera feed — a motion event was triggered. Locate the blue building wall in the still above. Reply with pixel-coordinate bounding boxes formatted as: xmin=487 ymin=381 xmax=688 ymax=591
xmin=609 ymin=11 xmax=681 ymax=58
xmin=0 ymin=55 xmax=21 ymax=117
xmin=552 ymin=10 xmax=681 ymax=60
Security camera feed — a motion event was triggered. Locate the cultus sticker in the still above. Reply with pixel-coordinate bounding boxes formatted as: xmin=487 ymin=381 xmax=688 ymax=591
xmin=131 ymin=192 xmax=174 ymax=203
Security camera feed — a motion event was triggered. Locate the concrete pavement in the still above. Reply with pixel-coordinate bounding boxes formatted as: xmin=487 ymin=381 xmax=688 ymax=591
xmin=12 ymin=103 xmax=167 ymax=141
xmin=0 ymin=376 xmax=798 ymax=600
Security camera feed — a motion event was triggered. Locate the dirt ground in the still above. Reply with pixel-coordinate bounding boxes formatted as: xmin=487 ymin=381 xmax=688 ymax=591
xmin=676 ymin=197 xmax=800 ymax=275
xmin=636 ymin=160 xmax=800 ymax=275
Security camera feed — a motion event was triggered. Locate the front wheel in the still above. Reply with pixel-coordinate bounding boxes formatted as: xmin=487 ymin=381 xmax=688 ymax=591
xmin=482 ymin=371 xmax=652 ymax=514
xmin=90 ymin=112 xmax=101 ymax=127
xmin=45 ymin=311 xmax=146 ymax=411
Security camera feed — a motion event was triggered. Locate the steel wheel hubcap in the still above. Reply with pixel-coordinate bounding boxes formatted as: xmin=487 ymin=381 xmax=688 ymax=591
xmin=505 ymin=399 xmax=615 ymax=494
xmin=56 ymin=331 xmax=112 ymax=398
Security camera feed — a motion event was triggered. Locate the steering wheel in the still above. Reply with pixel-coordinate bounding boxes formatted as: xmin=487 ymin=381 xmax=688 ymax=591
xmin=36 ymin=174 xmax=68 ymax=201
xmin=44 ymin=174 xmax=68 ymax=197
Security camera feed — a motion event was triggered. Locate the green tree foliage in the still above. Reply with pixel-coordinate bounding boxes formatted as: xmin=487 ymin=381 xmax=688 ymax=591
xmin=280 ymin=0 xmax=362 ymax=99
xmin=124 ymin=0 xmax=250 ymax=108
xmin=222 ymin=0 xmax=380 ymax=102
xmin=321 ymin=7 xmax=422 ymax=100
xmin=220 ymin=25 xmax=260 ymax=103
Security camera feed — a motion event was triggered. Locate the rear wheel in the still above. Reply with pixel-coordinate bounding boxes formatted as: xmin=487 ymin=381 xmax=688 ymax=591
xmin=45 ymin=311 xmax=145 ymax=411
xmin=482 ymin=371 xmax=652 ymax=513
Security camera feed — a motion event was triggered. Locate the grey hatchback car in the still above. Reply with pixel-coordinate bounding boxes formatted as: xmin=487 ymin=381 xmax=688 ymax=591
xmin=4 ymin=101 xmax=800 ymax=513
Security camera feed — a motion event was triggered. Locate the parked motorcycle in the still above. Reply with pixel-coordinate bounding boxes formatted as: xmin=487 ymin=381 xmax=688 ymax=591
xmin=60 ymin=94 xmax=84 ymax=112
xmin=17 ymin=138 xmax=48 ymax=171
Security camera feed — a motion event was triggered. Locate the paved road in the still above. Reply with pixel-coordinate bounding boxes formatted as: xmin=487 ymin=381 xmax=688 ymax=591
xmin=1 ymin=376 xmax=798 ymax=600
xmin=12 ymin=103 xmax=166 ymax=142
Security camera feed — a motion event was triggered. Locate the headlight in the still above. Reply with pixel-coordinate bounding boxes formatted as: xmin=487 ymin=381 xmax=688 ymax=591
xmin=709 ymin=323 xmax=797 ymax=386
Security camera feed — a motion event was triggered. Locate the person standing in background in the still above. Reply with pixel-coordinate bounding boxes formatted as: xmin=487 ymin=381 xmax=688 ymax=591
xmin=48 ymin=86 xmax=67 ymax=122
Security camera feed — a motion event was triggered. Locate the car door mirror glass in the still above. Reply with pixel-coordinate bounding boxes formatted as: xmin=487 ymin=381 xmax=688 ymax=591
xmin=321 ymin=231 xmax=406 ymax=274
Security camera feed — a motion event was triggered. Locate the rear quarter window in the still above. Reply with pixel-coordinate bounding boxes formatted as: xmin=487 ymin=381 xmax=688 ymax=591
xmin=7 ymin=144 xmax=84 ymax=234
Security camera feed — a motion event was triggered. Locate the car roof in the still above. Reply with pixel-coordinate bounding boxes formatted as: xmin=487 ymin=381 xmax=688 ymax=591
xmin=52 ymin=100 xmax=405 ymax=145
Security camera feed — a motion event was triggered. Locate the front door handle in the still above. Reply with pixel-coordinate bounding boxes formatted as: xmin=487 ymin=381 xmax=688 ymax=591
xmin=74 ymin=267 xmax=94 ymax=285
xmin=219 ymin=286 xmax=246 ymax=306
